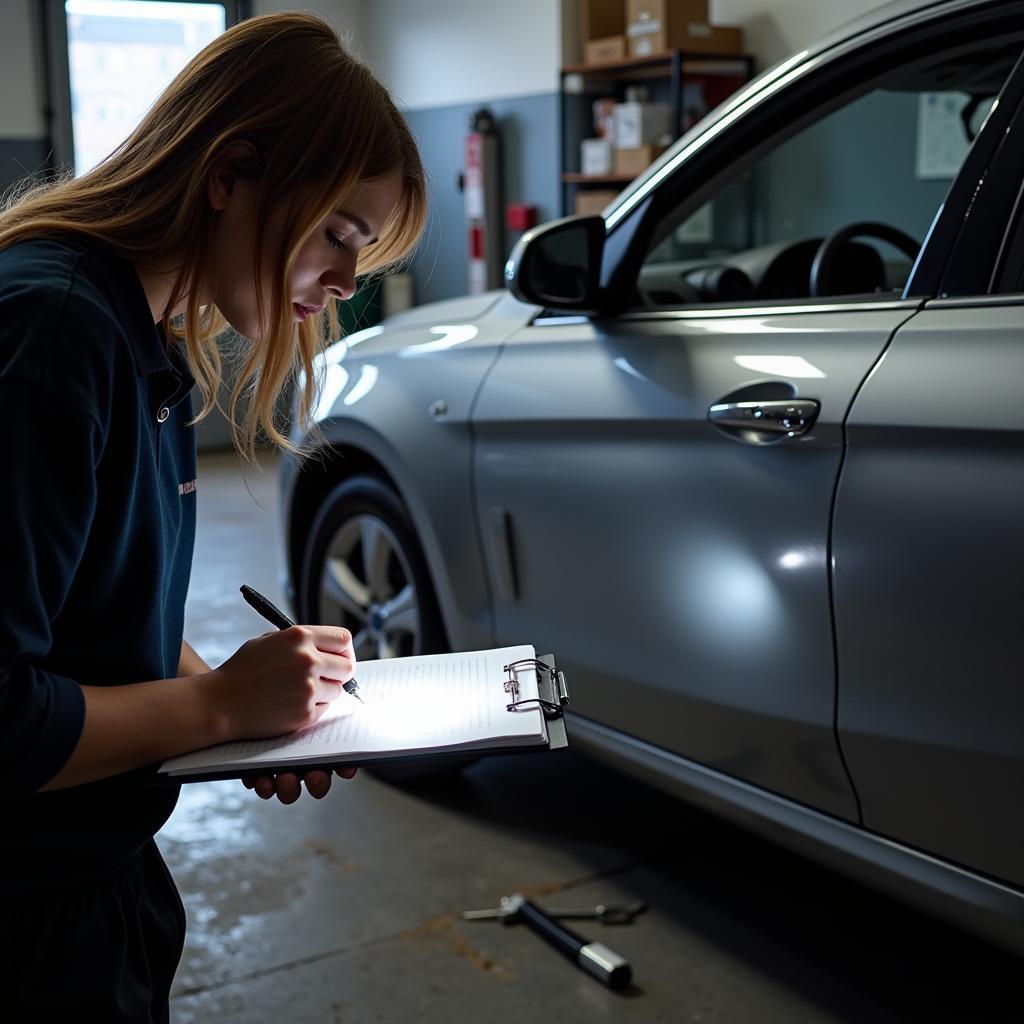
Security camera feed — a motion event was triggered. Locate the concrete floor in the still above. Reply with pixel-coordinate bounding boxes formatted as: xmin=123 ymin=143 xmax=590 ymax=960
xmin=164 ymin=451 xmax=1022 ymax=1023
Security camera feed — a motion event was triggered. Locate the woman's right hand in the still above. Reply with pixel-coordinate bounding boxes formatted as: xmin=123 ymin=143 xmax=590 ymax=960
xmin=203 ymin=624 xmax=356 ymax=742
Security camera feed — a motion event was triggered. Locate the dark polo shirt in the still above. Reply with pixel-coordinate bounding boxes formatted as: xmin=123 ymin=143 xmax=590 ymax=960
xmin=0 ymin=233 xmax=197 ymax=888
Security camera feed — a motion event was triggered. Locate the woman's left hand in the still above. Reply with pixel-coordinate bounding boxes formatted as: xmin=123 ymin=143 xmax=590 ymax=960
xmin=242 ymin=766 xmax=357 ymax=803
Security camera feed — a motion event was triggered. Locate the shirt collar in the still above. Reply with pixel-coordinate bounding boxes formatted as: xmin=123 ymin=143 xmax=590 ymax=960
xmin=76 ymin=235 xmax=194 ymax=383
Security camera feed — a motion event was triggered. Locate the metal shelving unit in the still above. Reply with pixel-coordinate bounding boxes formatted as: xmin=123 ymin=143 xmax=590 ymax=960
xmin=559 ymin=49 xmax=755 ymax=216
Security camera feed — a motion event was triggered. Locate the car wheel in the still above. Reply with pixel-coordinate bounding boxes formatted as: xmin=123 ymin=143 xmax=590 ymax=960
xmin=298 ymin=474 xmax=472 ymax=785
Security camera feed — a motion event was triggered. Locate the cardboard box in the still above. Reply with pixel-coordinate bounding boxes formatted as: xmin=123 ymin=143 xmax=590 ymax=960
xmin=581 ymin=0 xmax=626 ymax=47
xmin=626 ymin=0 xmax=743 ymax=56
xmin=574 ymin=189 xmax=619 ymax=216
xmin=584 ymin=35 xmax=626 ymax=63
xmin=654 ymin=23 xmax=742 ymax=56
xmin=580 ymin=137 xmax=613 ymax=176
xmin=613 ymin=101 xmax=671 ymax=148
xmin=627 ymin=0 xmax=704 ymax=53
xmin=613 ymin=144 xmax=666 ymax=178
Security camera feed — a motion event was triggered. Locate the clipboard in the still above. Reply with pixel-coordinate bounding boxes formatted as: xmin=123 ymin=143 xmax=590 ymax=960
xmin=155 ymin=652 xmax=569 ymax=784
xmin=504 ymin=653 xmax=569 ymax=752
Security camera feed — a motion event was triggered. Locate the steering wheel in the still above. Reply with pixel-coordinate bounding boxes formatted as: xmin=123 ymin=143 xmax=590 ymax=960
xmin=809 ymin=221 xmax=920 ymax=298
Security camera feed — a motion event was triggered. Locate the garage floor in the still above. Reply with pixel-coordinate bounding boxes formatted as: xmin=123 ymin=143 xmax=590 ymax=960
xmin=165 ymin=451 xmax=1021 ymax=1023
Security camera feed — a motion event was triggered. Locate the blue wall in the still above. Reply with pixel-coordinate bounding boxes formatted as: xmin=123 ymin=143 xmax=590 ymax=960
xmin=404 ymin=91 xmax=559 ymax=307
xmin=761 ymin=90 xmax=956 ymax=245
xmin=3 ymin=94 xmax=563 ymax=310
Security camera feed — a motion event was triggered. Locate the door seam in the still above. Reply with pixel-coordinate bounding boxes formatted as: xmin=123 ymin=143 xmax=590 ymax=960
xmin=827 ymin=301 xmax=924 ymax=827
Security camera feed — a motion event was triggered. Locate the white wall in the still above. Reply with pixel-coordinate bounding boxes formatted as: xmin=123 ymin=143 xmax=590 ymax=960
xmin=363 ymin=0 xmax=562 ymax=111
xmin=255 ymin=0 xmax=367 ymax=56
xmin=0 ymin=2 xmax=901 ymax=139
xmin=712 ymin=0 xmax=890 ymax=70
xmin=362 ymin=1 xmax=894 ymax=112
xmin=0 ymin=2 xmax=44 ymax=137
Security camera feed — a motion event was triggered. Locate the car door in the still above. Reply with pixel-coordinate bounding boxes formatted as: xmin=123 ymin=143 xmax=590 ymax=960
xmin=472 ymin=5 xmax=1024 ymax=819
xmin=833 ymin=50 xmax=1024 ymax=885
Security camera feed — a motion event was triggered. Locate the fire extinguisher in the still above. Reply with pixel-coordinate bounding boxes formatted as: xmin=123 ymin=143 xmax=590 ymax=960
xmin=459 ymin=107 xmax=503 ymax=294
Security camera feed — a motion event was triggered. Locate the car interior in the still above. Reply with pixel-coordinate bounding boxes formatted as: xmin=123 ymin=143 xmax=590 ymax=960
xmin=634 ymin=40 xmax=1024 ymax=308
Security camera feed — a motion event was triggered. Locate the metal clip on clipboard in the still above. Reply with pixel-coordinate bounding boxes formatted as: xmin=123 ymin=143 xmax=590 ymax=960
xmin=503 ymin=653 xmax=570 ymax=751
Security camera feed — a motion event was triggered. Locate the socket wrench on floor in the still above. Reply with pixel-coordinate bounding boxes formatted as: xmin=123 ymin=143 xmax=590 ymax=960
xmin=463 ymin=893 xmax=642 ymax=989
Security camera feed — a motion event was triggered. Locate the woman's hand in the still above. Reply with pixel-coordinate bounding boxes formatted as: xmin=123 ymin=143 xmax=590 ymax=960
xmin=241 ymin=766 xmax=358 ymax=804
xmin=203 ymin=624 xmax=356 ymax=741
xmin=201 ymin=623 xmax=360 ymax=803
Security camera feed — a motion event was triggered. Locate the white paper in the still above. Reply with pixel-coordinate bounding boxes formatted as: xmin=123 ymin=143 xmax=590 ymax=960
xmin=916 ymin=92 xmax=970 ymax=180
xmin=161 ymin=645 xmax=546 ymax=776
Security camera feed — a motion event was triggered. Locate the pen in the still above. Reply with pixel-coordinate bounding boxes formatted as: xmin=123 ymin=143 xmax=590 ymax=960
xmin=239 ymin=584 xmax=363 ymax=703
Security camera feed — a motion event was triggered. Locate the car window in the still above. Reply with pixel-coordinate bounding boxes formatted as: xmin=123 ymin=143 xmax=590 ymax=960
xmin=635 ymin=43 xmax=1020 ymax=309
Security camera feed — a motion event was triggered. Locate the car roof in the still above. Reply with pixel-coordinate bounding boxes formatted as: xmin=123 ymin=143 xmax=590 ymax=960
xmin=605 ymin=0 xmax=999 ymax=230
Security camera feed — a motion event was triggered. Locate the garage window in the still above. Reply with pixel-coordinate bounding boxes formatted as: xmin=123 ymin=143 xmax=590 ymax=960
xmin=42 ymin=0 xmax=246 ymax=175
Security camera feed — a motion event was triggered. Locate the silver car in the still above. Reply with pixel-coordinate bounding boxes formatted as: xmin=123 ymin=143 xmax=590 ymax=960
xmin=279 ymin=0 xmax=1024 ymax=954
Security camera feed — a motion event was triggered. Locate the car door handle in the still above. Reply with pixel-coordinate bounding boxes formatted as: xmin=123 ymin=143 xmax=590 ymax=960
xmin=708 ymin=399 xmax=820 ymax=441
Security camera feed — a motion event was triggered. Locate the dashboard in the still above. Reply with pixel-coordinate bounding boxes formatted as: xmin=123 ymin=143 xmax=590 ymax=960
xmin=636 ymin=236 xmax=913 ymax=307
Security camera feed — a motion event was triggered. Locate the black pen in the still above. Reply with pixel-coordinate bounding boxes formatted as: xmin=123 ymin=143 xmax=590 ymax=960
xmin=239 ymin=584 xmax=363 ymax=703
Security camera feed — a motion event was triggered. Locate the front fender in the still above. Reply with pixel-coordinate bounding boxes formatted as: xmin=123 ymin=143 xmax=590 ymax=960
xmin=284 ymin=295 xmax=535 ymax=650
xmin=310 ymin=411 xmax=494 ymax=652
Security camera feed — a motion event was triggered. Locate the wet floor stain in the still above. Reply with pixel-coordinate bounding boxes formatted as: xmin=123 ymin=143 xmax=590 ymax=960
xmin=166 ymin=846 xmax=311 ymax=986
xmin=161 ymin=782 xmax=255 ymax=850
xmin=304 ymin=838 xmax=358 ymax=875
xmin=516 ymin=879 xmax=571 ymax=901
xmin=400 ymin=913 xmax=515 ymax=981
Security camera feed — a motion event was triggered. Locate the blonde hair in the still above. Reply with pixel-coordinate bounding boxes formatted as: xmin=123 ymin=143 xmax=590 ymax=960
xmin=0 ymin=12 xmax=426 ymax=460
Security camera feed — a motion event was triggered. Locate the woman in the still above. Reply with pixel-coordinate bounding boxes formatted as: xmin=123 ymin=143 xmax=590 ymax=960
xmin=0 ymin=12 xmax=426 ymax=1022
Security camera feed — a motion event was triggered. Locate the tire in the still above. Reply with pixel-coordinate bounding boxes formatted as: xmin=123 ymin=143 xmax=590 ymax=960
xmin=298 ymin=474 xmax=473 ymax=785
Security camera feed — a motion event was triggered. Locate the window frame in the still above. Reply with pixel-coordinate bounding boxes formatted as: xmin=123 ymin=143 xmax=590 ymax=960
xmin=991 ymin=180 xmax=1024 ymax=295
xmin=967 ymin=64 xmax=1024 ymax=298
xmin=40 ymin=0 xmax=251 ymax=177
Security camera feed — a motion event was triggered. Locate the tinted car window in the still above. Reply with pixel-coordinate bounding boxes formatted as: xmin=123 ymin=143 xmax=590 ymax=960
xmin=637 ymin=45 xmax=1019 ymax=308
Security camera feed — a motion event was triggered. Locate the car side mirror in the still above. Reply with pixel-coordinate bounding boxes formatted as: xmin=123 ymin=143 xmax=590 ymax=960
xmin=504 ymin=215 xmax=605 ymax=311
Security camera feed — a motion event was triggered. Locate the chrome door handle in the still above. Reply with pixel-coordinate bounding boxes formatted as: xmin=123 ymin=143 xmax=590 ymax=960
xmin=708 ymin=399 xmax=820 ymax=439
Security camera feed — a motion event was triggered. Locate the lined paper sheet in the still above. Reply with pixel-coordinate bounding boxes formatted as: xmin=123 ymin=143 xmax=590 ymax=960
xmin=162 ymin=645 xmax=546 ymax=776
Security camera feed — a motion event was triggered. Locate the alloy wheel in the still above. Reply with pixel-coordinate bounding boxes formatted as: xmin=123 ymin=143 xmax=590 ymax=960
xmin=316 ymin=513 xmax=421 ymax=660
